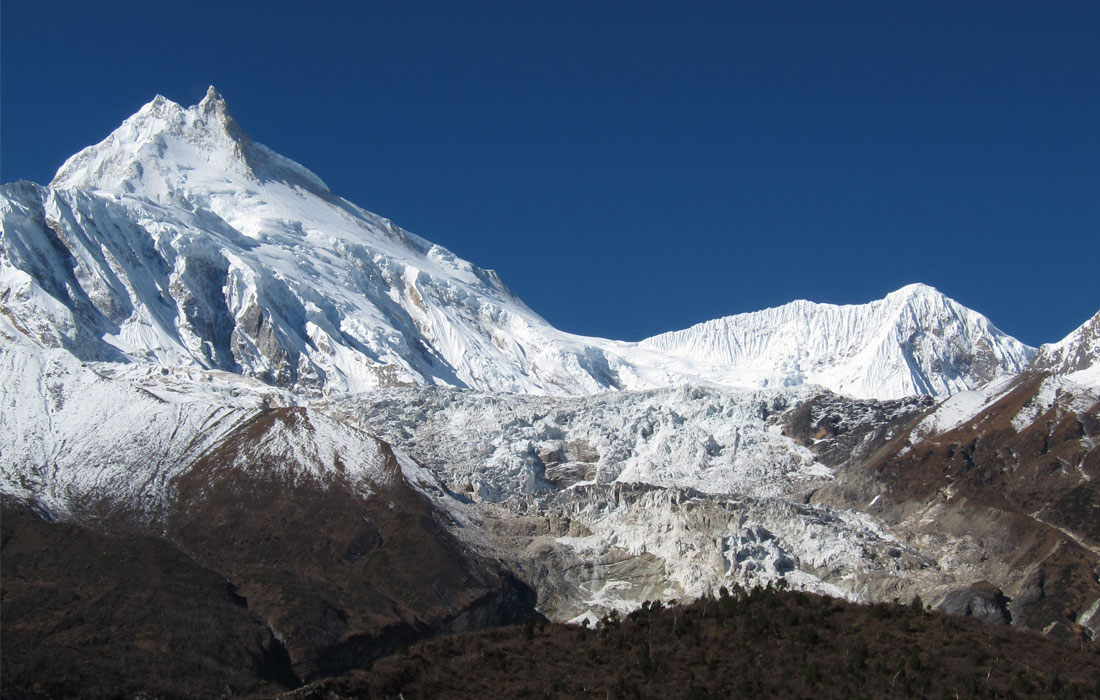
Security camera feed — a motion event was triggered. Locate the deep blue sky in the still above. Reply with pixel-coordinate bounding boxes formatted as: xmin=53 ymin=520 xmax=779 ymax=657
xmin=3 ymin=1 xmax=1097 ymax=346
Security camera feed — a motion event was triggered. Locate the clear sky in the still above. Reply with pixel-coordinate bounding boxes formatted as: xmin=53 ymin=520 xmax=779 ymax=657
xmin=2 ymin=1 xmax=1097 ymax=346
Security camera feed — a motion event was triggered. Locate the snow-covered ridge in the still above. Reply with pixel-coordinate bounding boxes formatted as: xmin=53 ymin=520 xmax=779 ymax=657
xmin=1030 ymin=310 xmax=1100 ymax=388
xmin=639 ymin=283 xmax=1035 ymax=399
xmin=1 ymin=88 xmax=1040 ymax=400
xmin=0 ymin=332 xmax=404 ymax=521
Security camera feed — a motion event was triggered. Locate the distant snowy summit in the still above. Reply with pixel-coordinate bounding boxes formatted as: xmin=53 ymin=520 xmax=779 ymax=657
xmin=639 ymin=283 xmax=1035 ymax=399
xmin=0 ymin=87 xmax=1069 ymax=400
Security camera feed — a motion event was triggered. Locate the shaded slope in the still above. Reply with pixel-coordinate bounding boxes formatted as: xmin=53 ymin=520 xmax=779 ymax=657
xmin=165 ymin=407 xmax=539 ymax=681
xmin=1 ymin=397 xmax=540 ymax=694
xmin=0 ymin=498 xmax=298 ymax=699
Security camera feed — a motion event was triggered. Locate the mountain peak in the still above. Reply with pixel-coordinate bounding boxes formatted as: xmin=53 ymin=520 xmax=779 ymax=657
xmin=49 ymin=88 xmax=329 ymax=200
xmin=195 ymin=86 xmax=236 ymax=130
xmin=637 ymin=285 xmax=1034 ymax=399
xmin=6 ymin=89 xmax=1040 ymax=402
xmin=145 ymin=93 xmax=178 ymax=111
xmin=889 ymin=282 xmax=941 ymax=299
xmin=881 ymin=283 xmax=957 ymax=314
xmin=50 ymin=89 xmax=242 ymax=195
xmin=199 ymin=85 xmax=225 ymax=112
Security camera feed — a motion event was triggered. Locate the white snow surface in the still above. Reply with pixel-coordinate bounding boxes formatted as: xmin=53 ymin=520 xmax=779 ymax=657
xmin=3 ymin=88 xmax=622 ymax=396
xmin=0 ymin=335 xmax=262 ymax=518
xmin=215 ymin=408 xmax=398 ymax=498
xmin=909 ymin=378 xmax=1016 ymax=439
xmin=1068 ymin=363 xmax=1100 ymax=389
xmin=2 ymin=88 xmax=1038 ymax=401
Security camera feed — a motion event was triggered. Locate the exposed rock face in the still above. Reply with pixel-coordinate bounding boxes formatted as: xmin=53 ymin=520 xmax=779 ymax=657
xmin=805 ymin=372 xmax=1100 ymax=642
xmin=165 ymin=407 xmax=539 ymax=680
xmin=938 ymin=581 xmax=1013 ymax=625
xmin=470 ymin=482 xmax=939 ymax=621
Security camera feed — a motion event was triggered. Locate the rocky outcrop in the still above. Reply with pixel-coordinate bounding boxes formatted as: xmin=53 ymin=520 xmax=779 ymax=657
xmin=938 ymin=581 xmax=1013 ymax=625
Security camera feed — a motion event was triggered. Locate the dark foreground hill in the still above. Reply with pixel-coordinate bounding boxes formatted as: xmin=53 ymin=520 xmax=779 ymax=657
xmin=286 ymin=588 xmax=1100 ymax=700
xmin=0 ymin=456 xmax=538 ymax=700
xmin=4 ymin=505 xmax=1098 ymax=700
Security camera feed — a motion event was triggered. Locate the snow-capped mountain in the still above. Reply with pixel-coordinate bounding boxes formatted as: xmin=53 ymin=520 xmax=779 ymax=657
xmin=3 ymin=88 xmax=1099 ymax=688
xmin=1 ymin=87 xmax=1035 ymax=400
xmin=1 ymin=87 xmax=621 ymax=396
xmin=639 ymin=284 xmax=1035 ymax=399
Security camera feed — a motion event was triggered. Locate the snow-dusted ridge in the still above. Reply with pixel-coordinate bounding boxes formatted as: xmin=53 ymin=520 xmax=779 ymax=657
xmin=1 ymin=87 xmax=1042 ymax=401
